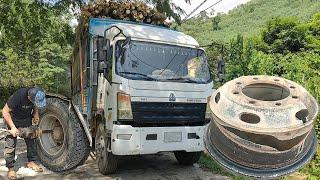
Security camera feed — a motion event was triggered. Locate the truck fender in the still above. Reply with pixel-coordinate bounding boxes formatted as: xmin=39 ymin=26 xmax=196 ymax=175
xmin=45 ymin=93 xmax=93 ymax=146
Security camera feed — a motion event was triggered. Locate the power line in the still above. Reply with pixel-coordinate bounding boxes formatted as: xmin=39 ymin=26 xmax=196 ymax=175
xmin=202 ymin=0 xmax=223 ymax=12
xmin=181 ymin=0 xmax=208 ymax=23
xmin=181 ymin=0 xmax=224 ymax=24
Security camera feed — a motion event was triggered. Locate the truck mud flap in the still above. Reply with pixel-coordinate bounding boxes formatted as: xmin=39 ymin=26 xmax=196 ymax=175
xmin=205 ymin=75 xmax=318 ymax=178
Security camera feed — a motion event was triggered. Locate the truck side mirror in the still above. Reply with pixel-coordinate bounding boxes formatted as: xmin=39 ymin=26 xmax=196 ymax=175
xmin=122 ymin=36 xmax=131 ymax=48
xmin=119 ymin=36 xmax=131 ymax=59
xmin=105 ymin=39 xmax=111 ymax=61
xmin=97 ymin=37 xmax=106 ymax=62
xmin=97 ymin=37 xmax=111 ymax=78
xmin=217 ymin=57 xmax=225 ymax=83
xmin=98 ymin=61 xmax=106 ymax=73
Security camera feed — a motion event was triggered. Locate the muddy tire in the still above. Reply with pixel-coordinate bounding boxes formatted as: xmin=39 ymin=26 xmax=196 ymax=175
xmin=96 ymin=123 xmax=119 ymax=174
xmin=36 ymin=98 xmax=90 ymax=172
xmin=174 ymin=151 xmax=201 ymax=166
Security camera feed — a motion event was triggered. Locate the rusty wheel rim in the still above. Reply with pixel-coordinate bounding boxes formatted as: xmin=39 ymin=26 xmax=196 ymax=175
xmin=39 ymin=114 xmax=65 ymax=156
xmin=205 ymin=75 xmax=318 ymax=178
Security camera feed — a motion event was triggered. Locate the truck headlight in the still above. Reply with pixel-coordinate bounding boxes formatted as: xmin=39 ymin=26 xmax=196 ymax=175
xmin=117 ymin=92 xmax=133 ymax=120
xmin=205 ymin=96 xmax=212 ymax=120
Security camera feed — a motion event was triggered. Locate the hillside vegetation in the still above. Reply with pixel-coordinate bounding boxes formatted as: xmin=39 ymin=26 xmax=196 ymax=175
xmin=178 ymin=0 xmax=320 ymax=178
xmin=178 ymin=0 xmax=320 ymax=44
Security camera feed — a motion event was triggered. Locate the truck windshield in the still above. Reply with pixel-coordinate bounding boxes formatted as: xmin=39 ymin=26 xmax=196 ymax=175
xmin=115 ymin=41 xmax=211 ymax=84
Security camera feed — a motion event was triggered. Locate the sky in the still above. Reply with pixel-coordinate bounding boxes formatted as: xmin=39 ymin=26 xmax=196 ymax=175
xmin=174 ymin=0 xmax=251 ymax=19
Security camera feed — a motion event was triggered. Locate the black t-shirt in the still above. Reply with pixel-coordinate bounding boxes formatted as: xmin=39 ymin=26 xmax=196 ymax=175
xmin=6 ymin=88 xmax=34 ymax=120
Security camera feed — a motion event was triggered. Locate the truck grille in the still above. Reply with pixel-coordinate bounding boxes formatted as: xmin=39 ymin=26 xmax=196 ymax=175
xmin=130 ymin=102 xmax=207 ymax=126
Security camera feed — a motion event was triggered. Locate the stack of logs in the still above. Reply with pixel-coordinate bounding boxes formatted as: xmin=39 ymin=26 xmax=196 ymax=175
xmin=80 ymin=0 xmax=168 ymax=29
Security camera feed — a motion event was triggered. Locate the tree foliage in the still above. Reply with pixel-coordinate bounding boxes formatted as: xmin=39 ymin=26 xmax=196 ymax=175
xmin=0 ymin=0 xmax=73 ymax=107
xmin=142 ymin=0 xmax=189 ymax=24
xmin=260 ymin=17 xmax=307 ymax=54
xmin=212 ymin=15 xmax=221 ymax=31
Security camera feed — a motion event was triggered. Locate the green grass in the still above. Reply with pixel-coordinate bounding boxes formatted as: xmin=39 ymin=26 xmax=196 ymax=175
xmin=198 ymin=153 xmax=249 ymax=180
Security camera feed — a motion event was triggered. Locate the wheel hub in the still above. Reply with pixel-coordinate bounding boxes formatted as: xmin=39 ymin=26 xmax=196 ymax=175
xmin=52 ymin=121 xmax=64 ymax=142
xmin=39 ymin=114 xmax=65 ymax=156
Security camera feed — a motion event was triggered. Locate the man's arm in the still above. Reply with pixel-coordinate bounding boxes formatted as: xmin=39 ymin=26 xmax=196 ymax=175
xmin=2 ymin=104 xmax=18 ymax=137
xmin=33 ymin=107 xmax=40 ymax=125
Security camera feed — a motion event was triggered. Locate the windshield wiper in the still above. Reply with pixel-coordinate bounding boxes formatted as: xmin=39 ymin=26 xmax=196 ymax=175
xmin=163 ymin=77 xmax=199 ymax=83
xmin=118 ymin=71 xmax=156 ymax=81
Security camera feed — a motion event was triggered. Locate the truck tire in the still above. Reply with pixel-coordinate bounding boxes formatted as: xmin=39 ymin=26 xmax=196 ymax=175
xmin=96 ymin=123 xmax=119 ymax=174
xmin=36 ymin=98 xmax=90 ymax=172
xmin=174 ymin=151 xmax=202 ymax=166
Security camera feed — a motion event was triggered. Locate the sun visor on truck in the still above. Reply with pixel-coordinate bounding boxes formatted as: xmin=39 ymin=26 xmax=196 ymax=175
xmin=89 ymin=18 xmax=170 ymax=37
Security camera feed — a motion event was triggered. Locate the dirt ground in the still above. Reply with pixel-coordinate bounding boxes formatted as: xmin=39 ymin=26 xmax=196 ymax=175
xmin=0 ymin=119 xmax=230 ymax=180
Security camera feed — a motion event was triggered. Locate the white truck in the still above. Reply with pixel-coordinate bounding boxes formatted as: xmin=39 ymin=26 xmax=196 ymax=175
xmin=36 ymin=18 xmax=215 ymax=174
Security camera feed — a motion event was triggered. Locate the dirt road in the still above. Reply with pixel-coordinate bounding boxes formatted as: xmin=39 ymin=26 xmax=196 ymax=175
xmin=0 ymin=118 xmax=229 ymax=180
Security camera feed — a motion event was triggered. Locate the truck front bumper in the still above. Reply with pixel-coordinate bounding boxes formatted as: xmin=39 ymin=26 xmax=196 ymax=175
xmin=111 ymin=125 xmax=207 ymax=155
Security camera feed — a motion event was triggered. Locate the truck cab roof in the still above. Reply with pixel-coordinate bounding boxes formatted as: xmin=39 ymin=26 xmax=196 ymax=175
xmin=88 ymin=18 xmax=199 ymax=47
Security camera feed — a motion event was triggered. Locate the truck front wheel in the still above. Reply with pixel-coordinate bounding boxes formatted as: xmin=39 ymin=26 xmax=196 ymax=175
xmin=96 ymin=123 xmax=119 ymax=174
xmin=36 ymin=98 xmax=90 ymax=172
xmin=174 ymin=151 xmax=202 ymax=166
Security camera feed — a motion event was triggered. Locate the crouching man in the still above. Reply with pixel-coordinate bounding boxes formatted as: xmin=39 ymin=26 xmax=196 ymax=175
xmin=2 ymin=87 xmax=46 ymax=179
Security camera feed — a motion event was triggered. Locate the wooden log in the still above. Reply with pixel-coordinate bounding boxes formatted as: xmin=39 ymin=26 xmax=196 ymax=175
xmin=138 ymin=12 xmax=144 ymax=19
xmin=145 ymin=17 xmax=152 ymax=23
xmin=78 ymin=0 xmax=169 ymax=34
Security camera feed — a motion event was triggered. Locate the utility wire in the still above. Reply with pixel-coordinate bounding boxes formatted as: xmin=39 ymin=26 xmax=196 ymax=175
xmin=181 ymin=0 xmax=224 ymax=24
xmin=202 ymin=0 xmax=223 ymax=12
xmin=181 ymin=0 xmax=208 ymax=23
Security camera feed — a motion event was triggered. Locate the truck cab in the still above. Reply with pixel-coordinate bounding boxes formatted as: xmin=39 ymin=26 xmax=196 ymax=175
xmin=71 ymin=18 xmax=213 ymax=174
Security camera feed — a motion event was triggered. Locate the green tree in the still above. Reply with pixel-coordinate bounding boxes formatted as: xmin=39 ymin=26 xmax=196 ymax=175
xmin=261 ymin=17 xmax=307 ymax=54
xmin=212 ymin=15 xmax=221 ymax=31
xmin=227 ymin=34 xmax=255 ymax=80
xmin=0 ymin=0 xmax=73 ymax=97
xmin=142 ymin=0 xmax=190 ymax=24
xmin=305 ymin=13 xmax=320 ymax=53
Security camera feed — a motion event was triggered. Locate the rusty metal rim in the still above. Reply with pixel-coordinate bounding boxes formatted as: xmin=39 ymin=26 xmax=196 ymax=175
xmin=209 ymin=76 xmax=319 ymax=133
xmin=204 ymin=127 xmax=318 ymax=178
xmin=39 ymin=113 xmax=66 ymax=157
